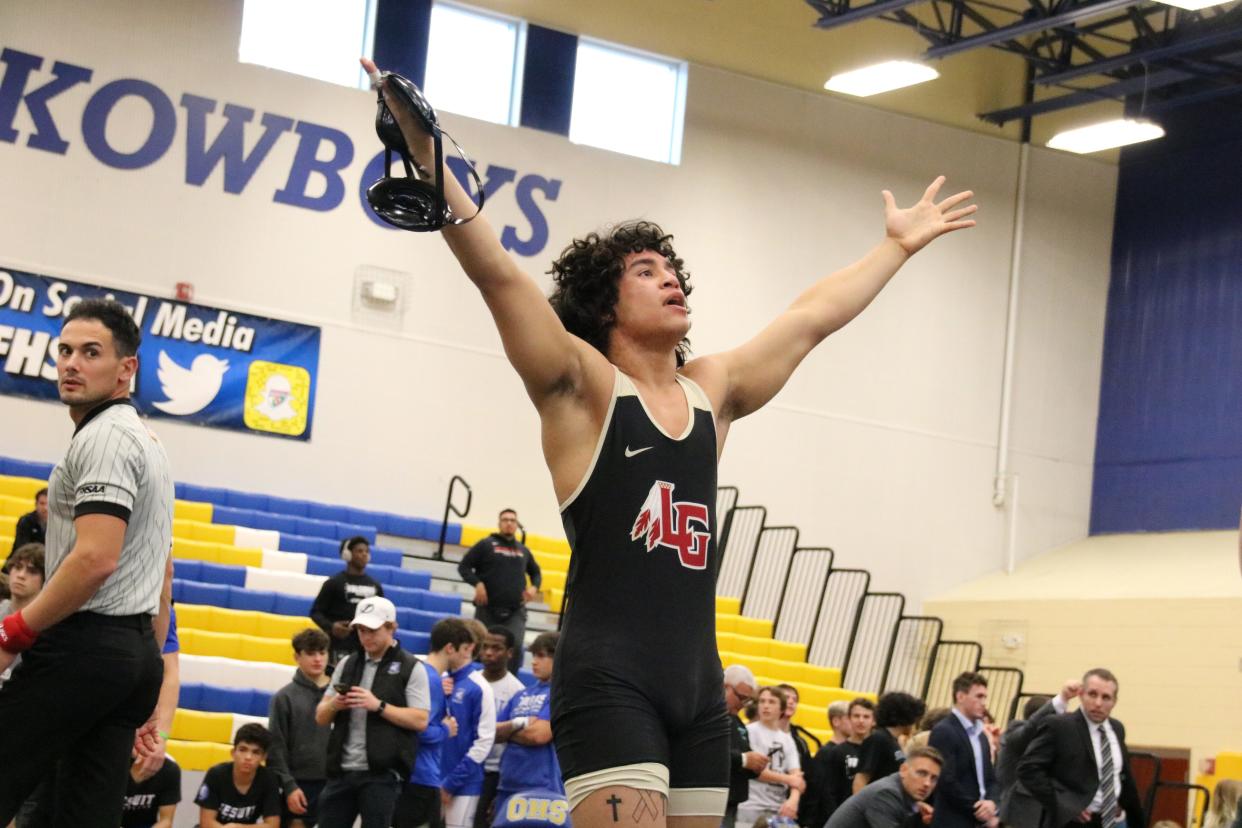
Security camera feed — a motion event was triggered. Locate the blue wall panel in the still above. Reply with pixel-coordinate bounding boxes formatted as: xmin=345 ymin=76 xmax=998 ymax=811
xmin=1091 ymin=93 xmax=1242 ymax=533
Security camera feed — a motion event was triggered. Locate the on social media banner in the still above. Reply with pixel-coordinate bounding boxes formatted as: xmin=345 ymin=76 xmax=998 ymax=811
xmin=0 ymin=268 xmax=321 ymax=440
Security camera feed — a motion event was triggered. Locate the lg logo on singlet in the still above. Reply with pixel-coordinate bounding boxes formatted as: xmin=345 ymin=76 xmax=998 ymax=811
xmin=630 ymin=481 xmax=711 ymax=570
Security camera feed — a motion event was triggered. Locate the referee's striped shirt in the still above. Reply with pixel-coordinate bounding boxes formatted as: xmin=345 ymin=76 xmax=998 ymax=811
xmin=45 ymin=399 xmax=174 ymax=616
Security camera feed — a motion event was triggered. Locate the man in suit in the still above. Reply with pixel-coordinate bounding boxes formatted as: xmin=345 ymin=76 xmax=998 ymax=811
xmin=929 ymin=672 xmax=998 ymax=828
xmin=1015 ymin=669 xmax=1144 ymax=828
xmin=996 ymin=680 xmax=1083 ymax=827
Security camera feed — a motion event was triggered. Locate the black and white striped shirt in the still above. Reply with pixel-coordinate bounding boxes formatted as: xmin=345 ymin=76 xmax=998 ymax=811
xmin=46 ymin=399 xmax=174 ymax=616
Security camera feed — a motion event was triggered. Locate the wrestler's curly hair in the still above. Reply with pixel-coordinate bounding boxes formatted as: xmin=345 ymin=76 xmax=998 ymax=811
xmin=548 ymin=220 xmax=693 ymax=367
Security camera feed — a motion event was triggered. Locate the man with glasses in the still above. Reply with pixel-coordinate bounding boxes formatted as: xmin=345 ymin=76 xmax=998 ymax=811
xmin=723 ymin=665 xmax=768 ymax=828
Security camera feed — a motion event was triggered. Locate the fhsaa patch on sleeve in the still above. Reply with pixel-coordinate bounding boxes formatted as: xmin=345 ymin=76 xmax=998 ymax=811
xmin=77 ymin=483 xmax=107 ymax=496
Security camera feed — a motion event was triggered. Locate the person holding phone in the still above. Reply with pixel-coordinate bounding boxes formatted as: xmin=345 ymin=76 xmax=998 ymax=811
xmin=315 ymin=598 xmax=430 ymax=828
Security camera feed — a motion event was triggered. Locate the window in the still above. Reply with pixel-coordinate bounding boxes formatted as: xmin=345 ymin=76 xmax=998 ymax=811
xmin=570 ymin=39 xmax=687 ymax=164
xmin=424 ymin=2 xmax=524 ymax=126
xmin=239 ymin=0 xmax=376 ymax=90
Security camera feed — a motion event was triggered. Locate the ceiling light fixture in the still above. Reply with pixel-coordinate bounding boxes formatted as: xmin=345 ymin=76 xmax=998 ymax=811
xmin=1153 ymin=0 xmax=1230 ymax=10
xmin=1046 ymin=118 xmax=1165 ymax=153
xmin=823 ymin=61 xmax=939 ymax=97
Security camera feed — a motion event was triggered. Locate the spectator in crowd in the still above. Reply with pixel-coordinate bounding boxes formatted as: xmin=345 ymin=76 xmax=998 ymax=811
xmin=5 ymin=489 xmax=47 ymax=562
xmin=457 ymin=510 xmax=541 ymax=673
xmin=393 ymin=618 xmax=473 ymax=828
xmin=0 ymin=544 xmax=44 ymax=688
xmin=1205 ymin=781 xmax=1241 ymax=828
xmin=804 ymin=701 xmax=854 ymax=828
xmin=0 ymin=299 xmax=174 ymax=828
xmin=135 ymin=601 xmax=182 ymax=775
xmin=1015 ymin=668 xmax=1144 ymax=828
xmin=316 ymin=597 xmax=430 ymax=828
xmin=310 ymin=536 xmax=384 ymax=669
xmin=825 ymin=746 xmax=944 ymax=828
xmin=850 ymin=698 xmax=875 ymax=744
xmin=777 ymin=683 xmax=822 ymax=766
xmin=773 ymin=684 xmax=820 ymax=827
xmin=495 ymin=632 xmax=562 ymax=801
xmin=196 ymin=723 xmax=282 ymax=827
xmin=854 ymin=693 xmax=927 ymax=794
xmin=440 ymin=620 xmax=497 ymax=828
xmin=997 ymin=680 xmax=1081 ymax=826
xmin=918 ymin=709 xmax=952 ymax=736
xmin=268 ymin=627 xmax=334 ymax=828
xmin=738 ymin=687 xmax=805 ymax=826
xmin=476 ymin=626 xmax=527 ymax=828
xmin=724 ymin=664 xmax=768 ymax=828
xmin=466 ymin=619 xmax=489 ymax=665
xmin=928 ymin=672 xmax=998 ymax=828
xmin=121 ymin=752 xmax=181 ymax=828
xmin=980 ymin=712 xmax=1000 ymax=762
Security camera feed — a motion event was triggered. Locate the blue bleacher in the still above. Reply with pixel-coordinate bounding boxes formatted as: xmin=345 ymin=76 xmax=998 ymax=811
xmin=5 ymin=455 xmax=459 ymax=546
xmin=180 ymin=681 xmax=273 ymax=717
xmin=173 ymin=574 xmax=452 ymax=621
xmin=395 ymin=629 xmax=431 ymax=654
xmin=0 ymin=457 xmax=56 ymax=479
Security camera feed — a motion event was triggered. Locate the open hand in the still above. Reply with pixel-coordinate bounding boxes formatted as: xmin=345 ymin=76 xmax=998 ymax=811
xmin=884 ymin=176 xmax=977 ymax=256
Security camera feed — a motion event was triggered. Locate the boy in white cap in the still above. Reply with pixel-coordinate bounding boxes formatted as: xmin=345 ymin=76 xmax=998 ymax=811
xmin=315 ymin=597 xmax=431 ymax=828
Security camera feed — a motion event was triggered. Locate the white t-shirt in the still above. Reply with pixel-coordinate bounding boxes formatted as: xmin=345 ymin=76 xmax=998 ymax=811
xmin=743 ymin=721 xmax=801 ymax=813
xmin=484 ymin=672 xmax=527 ymax=771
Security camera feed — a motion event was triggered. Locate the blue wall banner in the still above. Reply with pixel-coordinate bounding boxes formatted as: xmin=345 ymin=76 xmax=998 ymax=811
xmin=0 ymin=268 xmax=320 ymax=440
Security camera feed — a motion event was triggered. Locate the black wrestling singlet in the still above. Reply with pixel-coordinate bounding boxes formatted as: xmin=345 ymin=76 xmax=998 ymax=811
xmin=553 ymin=369 xmax=721 ymax=724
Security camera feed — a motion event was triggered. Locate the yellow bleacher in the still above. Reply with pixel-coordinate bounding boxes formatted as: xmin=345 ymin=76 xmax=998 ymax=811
xmin=172 ymin=536 xmax=263 ymax=568
xmin=173 ymin=499 xmax=214 ymax=523
xmin=179 ymin=627 xmax=297 ymax=666
xmin=0 ymin=475 xmax=46 ymax=501
xmin=167 ymin=738 xmax=233 ymax=771
xmin=1195 ymin=749 xmax=1242 ymax=793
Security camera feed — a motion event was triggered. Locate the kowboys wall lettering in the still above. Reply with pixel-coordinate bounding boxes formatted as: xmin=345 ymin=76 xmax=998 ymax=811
xmin=0 ymin=46 xmax=563 ymax=257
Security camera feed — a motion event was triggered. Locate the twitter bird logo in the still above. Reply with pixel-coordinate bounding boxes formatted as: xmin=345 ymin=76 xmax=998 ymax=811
xmin=153 ymin=350 xmax=230 ymax=416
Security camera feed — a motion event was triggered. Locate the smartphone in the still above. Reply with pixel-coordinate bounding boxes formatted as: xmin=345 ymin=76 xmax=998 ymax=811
xmin=334 ymin=683 xmax=351 ymax=695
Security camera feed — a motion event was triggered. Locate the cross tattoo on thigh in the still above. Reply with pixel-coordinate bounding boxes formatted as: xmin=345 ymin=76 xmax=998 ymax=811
xmin=607 ymin=795 xmax=622 ymax=822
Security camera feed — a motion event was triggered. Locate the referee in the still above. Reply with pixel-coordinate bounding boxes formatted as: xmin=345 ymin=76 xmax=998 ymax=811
xmin=0 ymin=298 xmax=174 ymax=828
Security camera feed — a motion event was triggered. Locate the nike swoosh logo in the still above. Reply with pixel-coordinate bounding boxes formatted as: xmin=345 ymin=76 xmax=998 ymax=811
xmin=625 ymin=446 xmax=653 ymax=458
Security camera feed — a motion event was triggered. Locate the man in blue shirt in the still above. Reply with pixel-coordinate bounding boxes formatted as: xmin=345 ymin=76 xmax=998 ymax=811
xmin=495 ymin=632 xmax=562 ymax=800
xmin=441 ymin=623 xmax=496 ymax=828
xmin=393 ymin=618 xmax=474 ymax=828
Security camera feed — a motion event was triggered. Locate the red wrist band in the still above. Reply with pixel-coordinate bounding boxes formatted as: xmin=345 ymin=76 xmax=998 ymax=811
xmin=0 ymin=611 xmax=37 ymax=654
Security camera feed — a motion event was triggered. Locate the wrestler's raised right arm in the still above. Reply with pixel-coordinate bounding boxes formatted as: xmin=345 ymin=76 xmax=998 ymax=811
xmin=361 ymin=58 xmax=599 ymax=406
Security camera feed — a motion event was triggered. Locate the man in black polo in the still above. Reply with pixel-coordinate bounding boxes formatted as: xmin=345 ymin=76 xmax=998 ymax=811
xmin=457 ymin=510 xmax=541 ymax=673
xmin=0 ymin=298 xmax=173 ymax=828
xmin=315 ymin=597 xmax=430 ymax=828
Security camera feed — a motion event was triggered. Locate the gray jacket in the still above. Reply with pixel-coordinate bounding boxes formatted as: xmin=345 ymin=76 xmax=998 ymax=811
xmin=267 ymin=670 xmax=331 ymax=795
xmin=825 ymin=772 xmax=919 ymax=828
